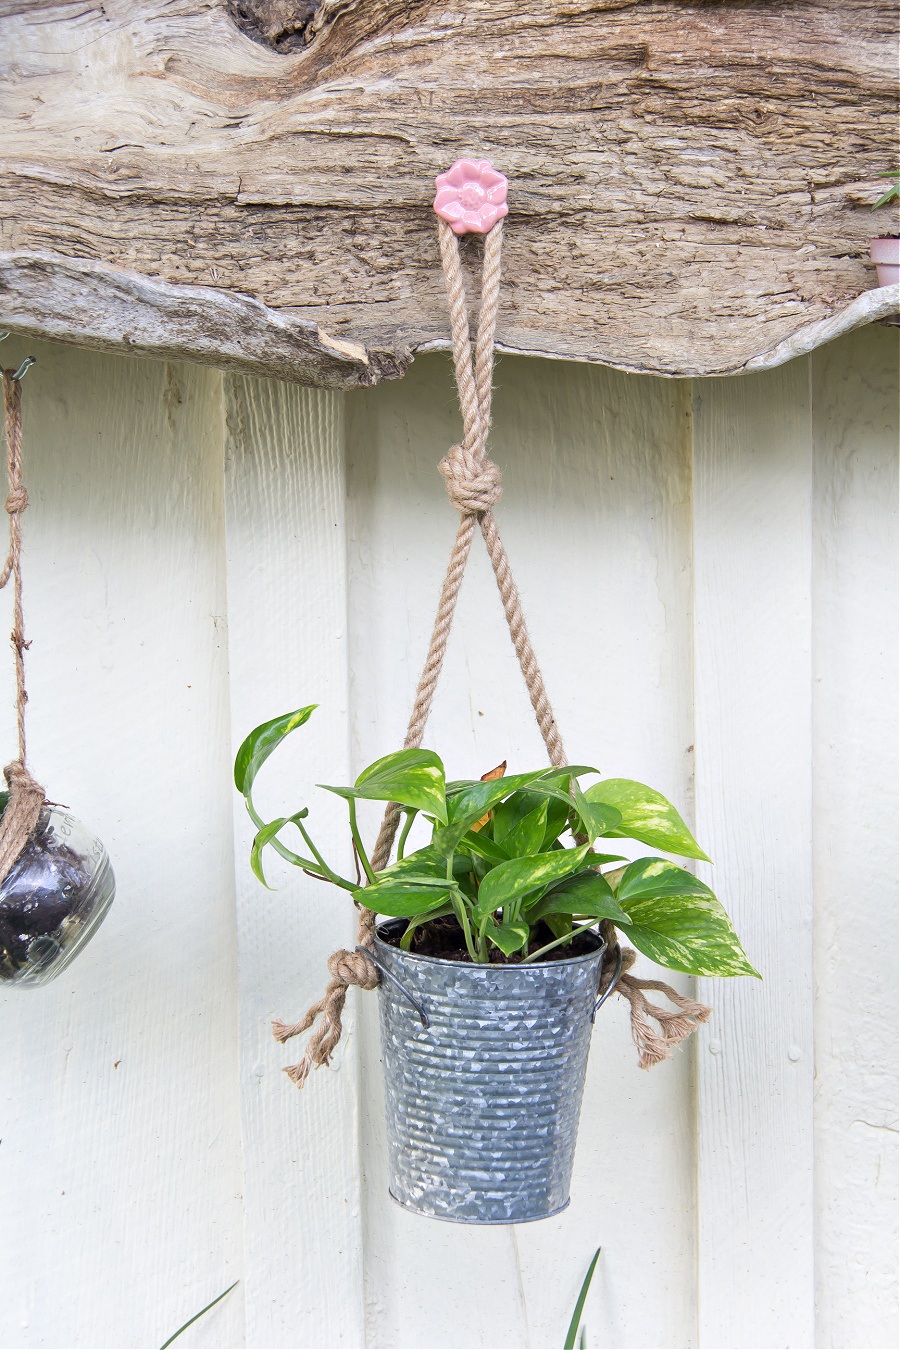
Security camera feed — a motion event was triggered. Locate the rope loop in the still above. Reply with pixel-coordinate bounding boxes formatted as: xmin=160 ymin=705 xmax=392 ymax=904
xmin=438 ymin=444 xmax=502 ymax=514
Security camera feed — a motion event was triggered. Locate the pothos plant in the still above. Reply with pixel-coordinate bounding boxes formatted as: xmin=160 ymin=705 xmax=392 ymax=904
xmin=235 ymin=705 xmax=759 ymax=978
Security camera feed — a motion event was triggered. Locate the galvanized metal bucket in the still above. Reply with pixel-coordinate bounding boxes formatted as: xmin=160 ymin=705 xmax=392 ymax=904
xmin=365 ymin=919 xmax=621 ymax=1225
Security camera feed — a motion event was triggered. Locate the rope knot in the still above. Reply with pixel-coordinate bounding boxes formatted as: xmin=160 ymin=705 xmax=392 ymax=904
xmin=0 ymin=760 xmax=46 ymax=886
xmin=327 ymin=947 xmax=379 ymax=990
xmin=5 ymin=487 xmax=27 ymax=515
xmin=438 ymin=445 xmax=502 ymax=514
xmin=4 ymin=759 xmax=38 ymax=794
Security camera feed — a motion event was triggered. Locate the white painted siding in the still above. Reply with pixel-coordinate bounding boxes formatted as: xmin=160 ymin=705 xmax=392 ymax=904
xmin=693 ymin=364 xmax=816 ymax=1348
xmin=0 ymin=347 xmax=243 ymax=1349
xmin=0 ymin=327 xmax=895 ymax=1349
xmin=811 ymin=328 xmax=899 ymax=1350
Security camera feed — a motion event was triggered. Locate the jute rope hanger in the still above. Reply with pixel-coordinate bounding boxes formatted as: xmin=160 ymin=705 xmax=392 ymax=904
xmin=274 ymin=172 xmax=710 ymax=1083
xmin=0 ymin=367 xmax=46 ymax=885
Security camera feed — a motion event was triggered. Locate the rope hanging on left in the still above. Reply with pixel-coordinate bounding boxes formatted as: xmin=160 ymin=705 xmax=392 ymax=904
xmin=0 ymin=354 xmax=116 ymax=989
xmin=0 ymin=368 xmax=45 ymax=884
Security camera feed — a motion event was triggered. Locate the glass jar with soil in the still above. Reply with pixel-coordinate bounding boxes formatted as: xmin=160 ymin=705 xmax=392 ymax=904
xmin=0 ymin=805 xmax=115 ymax=987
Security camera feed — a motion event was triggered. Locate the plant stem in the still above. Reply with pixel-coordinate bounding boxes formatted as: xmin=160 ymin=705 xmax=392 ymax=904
xmin=400 ymin=902 xmax=455 ymax=950
xmin=450 ymin=888 xmax=479 ymax=962
xmin=521 ymin=919 xmax=598 ymax=964
xmin=245 ymin=797 xmax=307 ymax=867
xmin=245 ymin=796 xmax=357 ymax=892
xmin=396 ymin=810 xmax=416 ymax=861
xmin=294 ymin=818 xmax=354 ymax=889
xmin=348 ymin=800 xmax=376 ymax=884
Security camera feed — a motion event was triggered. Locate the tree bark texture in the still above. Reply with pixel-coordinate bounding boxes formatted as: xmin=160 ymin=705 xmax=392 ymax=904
xmin=0 ymin=0 xmax=897 ymax=387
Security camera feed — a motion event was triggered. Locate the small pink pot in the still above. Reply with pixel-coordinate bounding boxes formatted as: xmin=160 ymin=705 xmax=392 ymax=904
xmin=870 ymin=237 xmax=900 ymax=286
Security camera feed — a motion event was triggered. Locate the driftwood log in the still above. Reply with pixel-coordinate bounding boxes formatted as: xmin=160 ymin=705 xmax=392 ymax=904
xmin=0 ymin=0 xmax=897 ymax=389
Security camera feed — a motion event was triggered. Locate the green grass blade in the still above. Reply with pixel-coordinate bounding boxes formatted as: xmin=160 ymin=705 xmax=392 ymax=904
xmin=159 ymin=1280 xmax=238 ymax=1350
xmin=564 ymin=1248 xmax=600 ymax=1350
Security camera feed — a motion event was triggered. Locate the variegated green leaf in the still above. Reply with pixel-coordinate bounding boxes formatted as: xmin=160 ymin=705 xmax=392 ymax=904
xmin=486 ymin=921 xmax=530 ymax=956
xmin=354 ymin=873 xmax=453 ymax=918
xmin=457 ymin=830 xmax=511 ymax=865
xmin=378 ymin=845 xmax=453 ymax=880
xmin=474 ymin=846 xmax=590 ymax=918
xmin=617 ymin=856 xmax=716 ymax=903
xmin=501 ymin=802 xmax=549 ymax=859
xmin=585 ymin=779 xmax=710 ymax=861
xmin=234 ymin=704 xmax=317 ymax=795
xmin=526 ymin=869 xmax=630 ymax=924
xmin=321 ymin=748 xmax=448 ymax=823
xmin=445 ymin=771 xmax=547 ymax=826
xmin=618 ymin=893 xmax=760 ymax=978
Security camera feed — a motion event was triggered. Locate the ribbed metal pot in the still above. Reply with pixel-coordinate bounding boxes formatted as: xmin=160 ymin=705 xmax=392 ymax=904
xmin=370 ymin=919 xmax=614 ymax=1225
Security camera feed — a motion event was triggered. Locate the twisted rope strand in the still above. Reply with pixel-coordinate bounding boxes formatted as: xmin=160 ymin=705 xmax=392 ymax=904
xmin=478 ymin=511 xmax=566 ymax=768
xmin=473 ymin=225 xmax=503 ymax=438
xmin=369 ymin=514 xmax=476 ymax=875
xmin=2 ymin=374 xmax=27 ymax=765
xmin=437 ymin=218 xmax=486 ymax=455
xmin=0 ymin=371 xmax=45 ymax=886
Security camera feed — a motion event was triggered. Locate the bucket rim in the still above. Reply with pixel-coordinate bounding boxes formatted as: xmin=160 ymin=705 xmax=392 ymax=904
xmin=374 ymin=917 xmax=606 ymax=971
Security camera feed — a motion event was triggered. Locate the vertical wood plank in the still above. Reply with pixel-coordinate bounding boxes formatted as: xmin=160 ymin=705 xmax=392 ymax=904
xmin=0 ymin=338 xmax=243 ymax=1349
xmin=692 ymin=363 xmax=815 ymax=1347
xmin=222 ymin=375 xmax=364 ymax=1348
xmin=346 ymin=353 xmax=698 ymax=1349
xmin=811 ymin=327 xmax=899 ymax=1349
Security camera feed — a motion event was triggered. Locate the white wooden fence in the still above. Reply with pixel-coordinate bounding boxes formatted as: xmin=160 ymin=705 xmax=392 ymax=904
xmin=0 ymin=327 xmax=895 ymax=1349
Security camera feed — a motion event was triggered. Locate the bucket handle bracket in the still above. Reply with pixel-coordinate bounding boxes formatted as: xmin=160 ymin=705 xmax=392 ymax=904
xmin=356 ymin=946 xmax=431 ymax=1029
xmin=592 ymin=943 xmax=624 ymax=1022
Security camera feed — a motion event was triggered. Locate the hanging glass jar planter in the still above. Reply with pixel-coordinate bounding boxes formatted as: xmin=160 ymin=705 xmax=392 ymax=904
xmin=0 ymin=803 xmax=115 ymax=987
xmin=0 ymin=361 xmax=115 ymax=989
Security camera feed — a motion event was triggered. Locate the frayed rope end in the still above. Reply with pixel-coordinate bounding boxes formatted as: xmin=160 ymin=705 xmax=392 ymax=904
xmin=283 ymin=1059 xmax=315 ymax=1088
xmin=272 ymin=1017 xmax=313 ymax=1044
xmin=620 ymin=972 xmax=712 ymax=1070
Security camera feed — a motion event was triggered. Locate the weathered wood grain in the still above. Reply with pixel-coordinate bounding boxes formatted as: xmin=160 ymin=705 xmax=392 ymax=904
xmin=1 ymin=0 xmax=896 ymax=385
xmin=0 ymin=251 xmax=403 ymax=390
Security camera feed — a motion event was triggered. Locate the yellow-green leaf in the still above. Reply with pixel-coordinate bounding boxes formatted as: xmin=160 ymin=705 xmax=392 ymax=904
xmin=355 ymin=874 xmax=453 ymax=918
xmin=234 ymin=704 xmax=317 ymax=795
xmin=618 ymin=893 xmax=760 ymax=978
xmin=321 ymin=748 xmax=448 ymax=823
xmin=585 ymin=779 xmax=710 ymax=861
xmin=617 ymin=857 xmax=715 ymax=904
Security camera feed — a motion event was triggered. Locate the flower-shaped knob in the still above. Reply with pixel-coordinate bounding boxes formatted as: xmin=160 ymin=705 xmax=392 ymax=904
xmin=433 ymin=159 xmax=509 ymax=235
